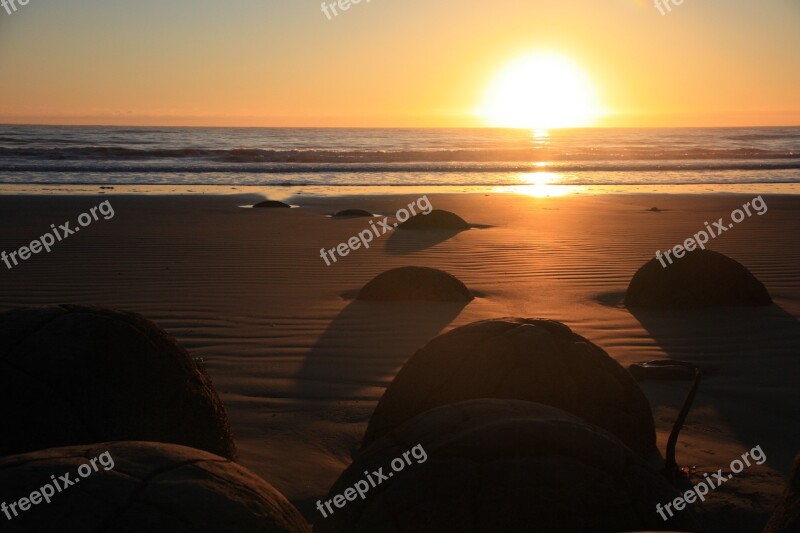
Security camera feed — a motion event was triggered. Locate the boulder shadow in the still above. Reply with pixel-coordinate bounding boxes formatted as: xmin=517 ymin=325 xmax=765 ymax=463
xmin=384 ymin=228 xmax=466 ymax=255
xmin=293 ymin=300 xmax=467 ymax=403
xmin=627 ymin=303 xmax=800 ymax=476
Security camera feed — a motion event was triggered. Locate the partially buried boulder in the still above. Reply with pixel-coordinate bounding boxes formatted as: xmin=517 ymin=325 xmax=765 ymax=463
xmin=0 ymin=441 xmax=310 ymax=533
xmin=333 ymin=209 xmax=373 ymax=218
xmin=625 ymin=249 xmax=771 ymax=308
xmin=362 ymin=317 xmax=657 ymax=461
xmin=254 ymin=200 xmax=291 ymax=208
xmin=357 ymin=266 xmax=473 ymax=302
xmin=764 ymin=453 xmax=800 ymax=533
xmin=318 ymin=400 xmax=696 ymax=533
xmin=396 ymin=209 xmax=470 ymax=230
xmin=0 ymin=305 xmax=235 ymax=459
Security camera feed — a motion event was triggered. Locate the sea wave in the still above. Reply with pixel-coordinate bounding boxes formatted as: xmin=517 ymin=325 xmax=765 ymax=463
xmin=1 ymin=160 xmax=799 ymax=174
xmin=1 ymin=146 xmax=798 ymax=164
xmin=1 ymin=175 xmax=798 ymax=187
xmin=2 ymin=126 xmax=798 ymax=188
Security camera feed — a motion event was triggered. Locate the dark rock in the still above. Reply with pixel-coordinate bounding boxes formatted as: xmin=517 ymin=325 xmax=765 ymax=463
xmin=254 ymin=200 xmax=291 ymax=208
xmin=396 ymin=209 xmax=470 ymax=230
xmin=333 ymin=209 xmax=373 ymax=218
xmin=318 ymin=400 xmax=696 ymax=533
xmin=0 ymin=441 xmax=310 ymax=533
xmin=629 ymin=360 xmax=698 ymax=381
xmin=625 ymin=249 xmax=772 ymax=308
xmin=362 ymin=317 xmax=657 ymax=461
xmin=357 ymin=267 xmax=473 ymax=302
xmin=764 ymin=454 xmax=800 ymax=533
xmin=0 ymin=305 xmax=235 ymax=459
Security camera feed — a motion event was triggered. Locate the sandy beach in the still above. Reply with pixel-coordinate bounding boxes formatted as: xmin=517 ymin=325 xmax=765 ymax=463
xmin=0 ymin=191 xmax=797 ymax=531
xmin=2 ymin=0 xmax=799 ymax=529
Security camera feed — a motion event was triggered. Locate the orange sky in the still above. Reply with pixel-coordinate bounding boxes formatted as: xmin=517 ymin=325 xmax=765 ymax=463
xmin=0 ymin=0 xmax=798 ymax=127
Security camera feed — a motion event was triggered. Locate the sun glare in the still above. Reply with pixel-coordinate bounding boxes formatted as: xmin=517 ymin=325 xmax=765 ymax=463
xmin=497 ymin=172 xmax=579 ymax=197
xmin=479 ymin=52 xmax=602 ymax=130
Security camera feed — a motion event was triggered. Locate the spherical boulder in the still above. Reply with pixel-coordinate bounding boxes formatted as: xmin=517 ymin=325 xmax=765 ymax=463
xmin=357 ymin=267 xmax=473 ymax=302
xmin=318 ymin=400 xmax=696 ymax=533
xmin=254 ymin=200 xmax=291 ymax=208
xmin=0 ymin=305 xmax=235 ymax=459
xmin=333 ymin=209 xmax=373 ymax=218
xmin=624 ymin=249 xmax=771 ymax=308
xmin=0 ymin=441 xmax=310 ymax=533
xmin=764 ymin=453 xmax=800 ymax=533
xmin=362 ymin=317 xmax=657 ymax=460
xmin=396 ymin=209 xmax=470 ymax=230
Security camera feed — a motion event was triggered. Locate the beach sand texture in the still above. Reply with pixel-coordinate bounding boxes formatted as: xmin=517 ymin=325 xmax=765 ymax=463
xmin=0 ymin=192 xmax=797 ymax=531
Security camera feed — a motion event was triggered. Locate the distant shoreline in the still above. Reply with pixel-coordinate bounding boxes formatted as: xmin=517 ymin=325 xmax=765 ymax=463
xmin=1 ymin=183 xmax=800 ymax=197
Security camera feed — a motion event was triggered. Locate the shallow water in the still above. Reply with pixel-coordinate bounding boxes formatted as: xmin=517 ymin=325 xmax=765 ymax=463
xmin=0 ymin=125 xmax=798 ymax=189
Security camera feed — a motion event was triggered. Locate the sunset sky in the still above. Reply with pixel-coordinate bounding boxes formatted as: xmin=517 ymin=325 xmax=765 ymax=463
xmin=1 ymin=0 xmax=799 ymax=127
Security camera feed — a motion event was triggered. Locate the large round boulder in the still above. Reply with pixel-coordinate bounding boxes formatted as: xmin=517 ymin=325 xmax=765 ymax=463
xmin=357 ymin=267 xmax=473 ymax=302
xmin=254 ymin=200 xmax=291 ymax=208
xmin=333 ymin=209 xmax=373 ymax=218
xmin=764 ymin=453 xmax=800 ymax=533
xmin=0 ymin=441 xmax=310 ymax=533
xmin=0 ymin=305 xmax=235 ymax=458
xmin=397 ymin=209 xmax=470 ymax=231
xmin=362 ymin=318 xmax=657 ymax=460
xmin=317 ymin=400 xmax=695 ymax=533
xmin=625 ymin=249 xmax=771 ymax=308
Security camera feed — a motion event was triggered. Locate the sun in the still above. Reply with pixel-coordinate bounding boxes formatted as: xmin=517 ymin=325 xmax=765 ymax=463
xmin=478 ymin=52 xmax=602 ymax=130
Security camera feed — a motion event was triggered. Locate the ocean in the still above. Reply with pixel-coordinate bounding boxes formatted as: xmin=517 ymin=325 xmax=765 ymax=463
xmin=0 ymin=125 xmax=798 ymax=189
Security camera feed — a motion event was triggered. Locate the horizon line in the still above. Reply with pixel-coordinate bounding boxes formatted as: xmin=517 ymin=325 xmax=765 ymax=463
xmin=2 ymin=122 xmax=799 ymax=130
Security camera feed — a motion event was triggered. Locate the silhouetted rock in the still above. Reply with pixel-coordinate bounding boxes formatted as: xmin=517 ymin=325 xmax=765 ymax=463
xmin=362 ymin=317 xmax=657 ymax=461
xmin=629 ymin=360 xmax=697 ymax=381
xmin=0 ymin=442 xmax=310 ymax=533
xmin=254 ymin=200 xmax=291 ymax=208
xmin=0 ymin=305 xmax=235 ymax=459
xmin=397 ymin=209 xmax=470 ymax=230
xmin=318 ymin=400 xmax=695 ymax=533
xmin=764 ymin=454 xmax=800 ymax=533
xmin=333 ymin=209 xmax=373 ymax=218
xmin=357 ymin=266 xmax=473 ymax=302
xmin=625 ymin=249 xmax=772 ymax=308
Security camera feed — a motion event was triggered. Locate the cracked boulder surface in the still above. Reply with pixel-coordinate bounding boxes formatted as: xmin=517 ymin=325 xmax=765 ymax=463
xmin=624 ymin=249 xmax=772 ymax=308
xmin=0 ymin=305 xmax=235 ymax=459
xmin=0 ymin=441 xmax=310 ymax=533
xmin=362 ymin=318 xmax=658 ymax=462
xmin=317 ymin=400 xmax=697 ymax=533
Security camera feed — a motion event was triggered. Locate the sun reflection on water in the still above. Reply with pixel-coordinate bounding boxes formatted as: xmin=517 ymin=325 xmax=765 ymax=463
xmin=497 ymin=172 xmax=582 ymax=197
